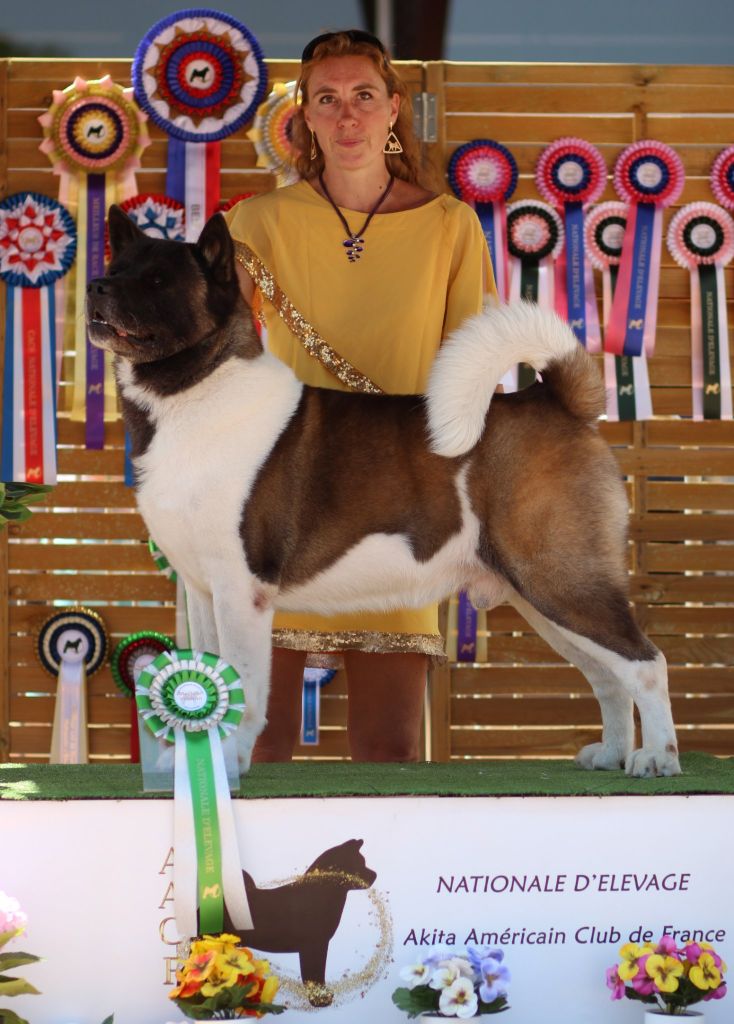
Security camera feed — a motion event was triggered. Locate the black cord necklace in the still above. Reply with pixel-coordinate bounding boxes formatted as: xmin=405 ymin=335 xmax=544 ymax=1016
xmin=318 ymin=172 xmax=395 ymax=263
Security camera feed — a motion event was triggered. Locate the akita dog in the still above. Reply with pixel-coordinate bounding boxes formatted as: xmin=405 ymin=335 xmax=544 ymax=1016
xmin=85 ymin=206 xmax=680 ymax=777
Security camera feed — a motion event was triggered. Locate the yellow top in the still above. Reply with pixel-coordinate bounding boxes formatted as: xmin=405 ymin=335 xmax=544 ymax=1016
xmin=224 ymin=179 xmax=495 ymax=654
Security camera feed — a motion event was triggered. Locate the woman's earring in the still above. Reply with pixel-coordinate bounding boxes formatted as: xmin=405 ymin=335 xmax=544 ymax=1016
xmin=310 ymin=130 xmax=317 ymax=160
xmin=383 ymin=122 xmax=403 ymax=154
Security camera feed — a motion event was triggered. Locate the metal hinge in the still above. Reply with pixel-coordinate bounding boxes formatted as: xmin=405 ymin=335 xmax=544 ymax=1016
xmin=413 ymin=92 xmax=437 ymax=143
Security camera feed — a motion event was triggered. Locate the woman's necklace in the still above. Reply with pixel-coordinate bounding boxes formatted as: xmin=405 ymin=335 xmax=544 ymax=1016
xmin=318 ymin=172 xmax=395 ymax=263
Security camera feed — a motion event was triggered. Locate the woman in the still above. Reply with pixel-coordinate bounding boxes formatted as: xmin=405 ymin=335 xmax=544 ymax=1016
xmin=224 ymin=29 xmax=495 ymax=762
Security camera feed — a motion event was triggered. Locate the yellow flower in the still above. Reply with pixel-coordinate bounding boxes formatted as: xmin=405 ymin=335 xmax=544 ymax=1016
xmin=689 ymin=953 xmax=722 ymax=991
xmin=200 ymin=960 xmax=235 ymax=997
xmin=646 ymin=954 xmax=684 ymax=992
xmin=261 ymin=975 xmax=279 ymax=1003
xmin=618 ymin=943 xmax=643 ymax=981
xmin=182 ymin=949 xmax=216 ymax=983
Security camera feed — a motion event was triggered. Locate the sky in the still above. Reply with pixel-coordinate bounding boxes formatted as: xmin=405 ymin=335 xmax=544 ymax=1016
xmin=2 ymin=0 xmax=734 ymax=63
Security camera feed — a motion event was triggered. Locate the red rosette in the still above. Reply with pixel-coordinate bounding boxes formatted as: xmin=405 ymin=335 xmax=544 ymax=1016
xmin=104 ymin=193 xmax=185 ymax=262
xmin=110 ymin=630 xmax=175 ymax=698
xmin=613 ymin=140 xmax=685 ymax=207
xmin=535 ymin=137 xmax=607 ymax=207
xmin=667 ymin=202 xmax=734 ymax=270
xmin=506 ymin=200 xmax=564 ymax=261
xmin=710 ymin=145 xmax=734 ymax=211
xmin=584 ymin=201 xmax=628 ymax=271
xmin=218 ymin=192 xmax=255 ymax=212
xmin=448 ymin=140 xmax=518 ymax=203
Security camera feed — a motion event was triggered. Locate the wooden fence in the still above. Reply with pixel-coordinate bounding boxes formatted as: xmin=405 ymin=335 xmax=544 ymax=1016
xmin=1 ymin=57 xmax=732 ymax=763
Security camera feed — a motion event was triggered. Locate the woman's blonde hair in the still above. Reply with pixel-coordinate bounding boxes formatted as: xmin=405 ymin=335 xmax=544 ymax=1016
xmin=289 ymin=31 xmax=432 ymax=188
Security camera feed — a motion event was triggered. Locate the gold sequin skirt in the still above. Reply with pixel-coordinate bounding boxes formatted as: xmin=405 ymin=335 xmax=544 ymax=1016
xmin=272 ymin=606 xmax=446 ymax=666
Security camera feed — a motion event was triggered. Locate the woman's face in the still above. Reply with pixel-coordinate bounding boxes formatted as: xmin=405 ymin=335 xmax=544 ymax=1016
xmin=303 ymin=55 xmax=400 ymax=174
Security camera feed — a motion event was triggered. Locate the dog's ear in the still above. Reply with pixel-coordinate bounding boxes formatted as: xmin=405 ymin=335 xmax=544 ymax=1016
xmin=196 ymin=212 xmax=235 ymax=286
xmin=108 ymin=204 xmax=144 ymax=257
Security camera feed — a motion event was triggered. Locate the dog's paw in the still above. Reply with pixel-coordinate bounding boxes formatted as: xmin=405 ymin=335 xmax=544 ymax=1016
xmin=235 ymin=717 xmax=264 ymax=775
xmin=625 ymin=747 xmax=682 ymax=778
xmin=575 ymin=741 xmax=627 ymax=771
xmin=305 ymin=982 xmax=334 ymax=1008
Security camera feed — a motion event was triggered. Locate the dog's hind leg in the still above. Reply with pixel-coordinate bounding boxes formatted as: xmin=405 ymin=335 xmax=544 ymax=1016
xmin=212 ymin=577 xmax=276 ymax=772
xmin=507 ymin=588 xmax=680 ymax=777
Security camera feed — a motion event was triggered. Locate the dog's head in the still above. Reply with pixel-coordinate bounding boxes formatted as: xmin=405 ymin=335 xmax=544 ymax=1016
xmin=306 ymin=839 xmax=377 ymax=890
xmin=86 ymin=206 xmax=242 ymax=365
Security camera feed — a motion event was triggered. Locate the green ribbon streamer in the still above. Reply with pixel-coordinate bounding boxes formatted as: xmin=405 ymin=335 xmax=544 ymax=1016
xmin=185 ymin=730 xmax=224 ymax=934
xmin=699 ymin=264 xmax=722 ymax=419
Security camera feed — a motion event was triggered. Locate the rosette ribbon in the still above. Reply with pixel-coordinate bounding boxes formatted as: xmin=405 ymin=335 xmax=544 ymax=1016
xmin=710 ymin=145 xmax=734 ymax=212
xmin=149 ymin=536 xmax=190 ymax=647
xmin=111 ymin=630 xmax=175 ymax=760
xmin=448 ymin=140 xmax=518 ymax=302
xmin=36 ymin=607 xmax=108 ymax=764
xmin=38 ymin=75 xmax=149 ymax=450
xmin=136 ymin=648 xmax=253 ymax=937
xmin=505 ymin=199 xmax=564 ymax=390
xmin=300 ymin=667 xmax=336 ymax=745
xmin=536 ymin=138 xmax=607 ymax=351
xmin=133 ymin=8 xmax=268 ymax=242
xmin=605 ymin=140 xmax=685 ymax=356
xmin=667 ymin=203 xmax=734 ymax=420
xmin=0 ymin=193 xmax=76 ymax=483
xmin=108 ymin=196 xmax=186 ymax=484
xmin=248 ymin=80 xmax=299 ymax=187
xmin=586 ymin=202 xmax=653 ymax=421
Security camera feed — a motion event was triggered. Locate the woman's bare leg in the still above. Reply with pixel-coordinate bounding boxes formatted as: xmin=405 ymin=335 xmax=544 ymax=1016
xmin=252 ymin=647 xmax=308 ymax=762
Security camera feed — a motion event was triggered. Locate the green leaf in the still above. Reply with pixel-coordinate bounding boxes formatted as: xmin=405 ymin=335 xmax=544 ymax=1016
xmin=391 ymin=985 xmax=439 ymax=1018
xmin=0 ymin=1007 xmax=31 ymax=1024
xmin=99 ymin=1015 xmax=114 ymax=1024
xmin=0 ymin=977 xmax=41 ymax=996
xmin=0 ymin=955 xmax=40 ymax=971
xmin=0 ymin=935 xmax=21 ymax=953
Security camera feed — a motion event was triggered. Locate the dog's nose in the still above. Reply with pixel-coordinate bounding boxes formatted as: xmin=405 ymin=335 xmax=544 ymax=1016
xmin=87 ymin=278 xmax=108 ymax=295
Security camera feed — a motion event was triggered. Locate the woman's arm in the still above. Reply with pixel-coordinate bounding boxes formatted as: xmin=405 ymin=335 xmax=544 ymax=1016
xmin=235 ymin=260 xmax=256 ymax=304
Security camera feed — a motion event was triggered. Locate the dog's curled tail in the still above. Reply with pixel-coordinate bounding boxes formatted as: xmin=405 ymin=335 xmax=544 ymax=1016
xmin=426 ymin=301 xmax=605 ymax=457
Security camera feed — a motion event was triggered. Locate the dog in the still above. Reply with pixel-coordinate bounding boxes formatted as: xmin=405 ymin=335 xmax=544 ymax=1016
xmin=225 ymin=838 xmax=377 ymax=1006
xmin=86 ymin=205 xmax=681 ymax=778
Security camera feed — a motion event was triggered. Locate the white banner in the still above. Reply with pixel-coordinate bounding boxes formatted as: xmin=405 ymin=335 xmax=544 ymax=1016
xmin=4 ymin=794 xmax=732 ymax=1023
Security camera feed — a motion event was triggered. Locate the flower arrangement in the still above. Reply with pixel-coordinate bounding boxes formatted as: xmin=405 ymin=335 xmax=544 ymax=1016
xmin=0 ymin=891 xmax=40 ymax=1024
xmin=393 ymin=946 xmax=510 ymax=1018
xmin=169 ymin=933 xmax=285 ymax=1019
xmin=606 ymin=935 xmax=727 ymax=1016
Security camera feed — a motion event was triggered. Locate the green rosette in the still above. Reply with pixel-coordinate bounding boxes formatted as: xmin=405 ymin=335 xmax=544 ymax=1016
xmin=135 ymin=649 xmax=250 ymax=937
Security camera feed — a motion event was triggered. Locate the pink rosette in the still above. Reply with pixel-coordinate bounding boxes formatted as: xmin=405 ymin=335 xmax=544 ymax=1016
xmin=584 ymin=201 xmax=628 ymax=271
xmin=536 ymin=137 xmax=607 ymax=208
xmin=506 ymin=200 xmax=564 ymax=262
xmin=613 ymin=140 xmax=685 ymax=207
xmin=667 ymin=202 xmax=734 ymax=270
xmin=448 ymin=140 xmax=518 ymax=203
xmin=710 ymin=145 xmax=734 ymax=210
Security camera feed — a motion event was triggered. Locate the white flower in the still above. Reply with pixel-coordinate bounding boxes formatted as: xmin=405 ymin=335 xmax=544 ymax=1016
xmin=430 ymin=962 xmax=461 ymax=990
xmin=441 ymin=956 xmax=475 ymax=981
xmin=399 ymin=961 xmax=431 ymax=988
xmin=439 ymin=976 xmax=479 ymax=1018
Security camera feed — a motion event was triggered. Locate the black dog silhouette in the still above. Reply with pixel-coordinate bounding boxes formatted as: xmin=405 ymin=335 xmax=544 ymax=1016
xmin=189 ymin=67 xmax=210 ymax=83
xmin=62 ymin=637 xmax=83 ymax=653
xmin=86 ymin=124 xmax=104 ymax=137
xmin=228 ymin=839 xmax=376 ymax=1007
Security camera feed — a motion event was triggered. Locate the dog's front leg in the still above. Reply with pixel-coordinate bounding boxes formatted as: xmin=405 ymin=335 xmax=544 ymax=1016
xmin=185 ymin=583 xmax=219 ymax=653
xmin=300 ymin=945 xmax=333 ymax=1007
xmin=212 ymin=578 xmax=275 ymax=773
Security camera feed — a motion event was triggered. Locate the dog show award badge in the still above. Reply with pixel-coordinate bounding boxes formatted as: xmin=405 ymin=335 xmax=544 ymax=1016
xmin=38 ymin=75 xmax=150 ymax=451
xmin=36 ymin=607 xmax=108 ymax=764
xmin=667 ymin=202 xmax=734 ymax=420
xmin=505 ymin=199 xmax=564 ymax=389
xmin=136 ymin=648 xmax=253 ymax=937
xmin=248 ymin=80 xmax=299 ymax=187
xmin=536 ymin=138 xmax=607 ymax=351
xmin=604 ymin=140 xmax=685 ymax=357
xmin=0 ymin=193 xmax=76 ymax=484
xmin=585 ymin=201 xmax=653 ymax=421
xmin=133 ymin=8 xmax=268 ymax=242
xmin=711 ymin=145 xmax=734 ymax=212
xmin=111 ymin=630 xmax=175 ymax=761
xmin=448 ymin=139 xmax=518 ymax=302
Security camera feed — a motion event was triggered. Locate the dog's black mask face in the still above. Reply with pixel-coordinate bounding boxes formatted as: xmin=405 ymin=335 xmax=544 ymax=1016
xmin=85 ymin=205 xmax=239 ymax=364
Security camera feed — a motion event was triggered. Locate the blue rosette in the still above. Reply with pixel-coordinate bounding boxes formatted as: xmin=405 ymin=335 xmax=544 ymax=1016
xmin=448 ymin=140 xmax=518 ymax=301
xmin=0 ymin=192 xmax=76 ymax=289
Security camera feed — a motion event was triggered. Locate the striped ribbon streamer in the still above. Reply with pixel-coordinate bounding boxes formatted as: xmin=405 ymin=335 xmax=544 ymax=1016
xmin=300 ymin=667 xmax=336 ymax=746
xmin=136 ymin=649 xmax=253 ymax=938
xmin=602 ymin=266 xmax=653 ymax=421
xmin=167 ymin=138 xmax=222 ymax=243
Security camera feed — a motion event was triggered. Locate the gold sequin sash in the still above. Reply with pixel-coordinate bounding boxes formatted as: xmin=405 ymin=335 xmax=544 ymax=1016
xmin=234 ymin=240 xmax=383 ymax=394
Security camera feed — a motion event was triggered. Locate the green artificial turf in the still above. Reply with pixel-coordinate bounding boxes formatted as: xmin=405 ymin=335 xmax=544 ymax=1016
xmin=1 ymin=752 xmax=732 ymax=801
